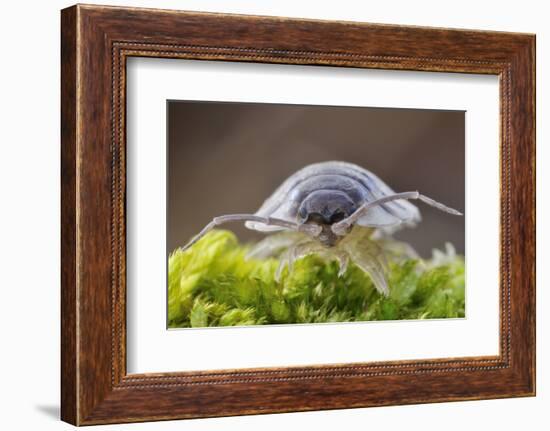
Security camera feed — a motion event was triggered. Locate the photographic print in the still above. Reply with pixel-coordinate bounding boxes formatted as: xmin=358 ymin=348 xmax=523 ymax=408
xmin=167 ymin=101 xmax=465 ymax=329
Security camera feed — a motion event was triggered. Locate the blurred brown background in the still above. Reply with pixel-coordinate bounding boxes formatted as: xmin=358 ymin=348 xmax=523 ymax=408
xmin=168 ymin=101 xmax=465 ymax=257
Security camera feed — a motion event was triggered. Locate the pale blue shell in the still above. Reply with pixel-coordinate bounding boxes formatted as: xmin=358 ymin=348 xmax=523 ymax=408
xmin=245 ymin=161 xmax=421 ymax=232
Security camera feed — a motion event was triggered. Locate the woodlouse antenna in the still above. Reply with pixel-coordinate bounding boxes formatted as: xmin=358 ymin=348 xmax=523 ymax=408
xmin=331 ymin=191 xmax=462 ymax=236
xmin=180 ymin=214 xmax=321 ymax=252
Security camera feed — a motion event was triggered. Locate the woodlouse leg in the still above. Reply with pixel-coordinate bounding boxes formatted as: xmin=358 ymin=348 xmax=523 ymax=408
xmin=246 ymin=232 xmax=304 ymax=260
xmin=289 ymin=241 xmax=325 ymax=269
xmin=275 ymin=248 xmax=292 ymax=282
xmin=340 ymin=230 xmax=390 ymax=296
xmin=274 ymin=240 xmax=325 ymax=282
xmin=331 ymin=249 xmax=349 ymax=277
xmin=372 ymin=229 xmax=420 ymax=261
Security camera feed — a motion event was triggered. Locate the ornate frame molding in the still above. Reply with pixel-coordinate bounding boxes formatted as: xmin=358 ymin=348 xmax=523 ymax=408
xmin=61 ymin=5 xmax=535 ymax=425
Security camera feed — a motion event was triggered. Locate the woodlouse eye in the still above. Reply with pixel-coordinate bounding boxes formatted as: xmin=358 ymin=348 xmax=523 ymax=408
xmin=329 ymin=211 xmax=346 ymax=224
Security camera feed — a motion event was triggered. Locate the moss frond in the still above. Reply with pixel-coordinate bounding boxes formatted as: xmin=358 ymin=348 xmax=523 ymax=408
xmin=168 ymin=230 xmax=465 ymax=328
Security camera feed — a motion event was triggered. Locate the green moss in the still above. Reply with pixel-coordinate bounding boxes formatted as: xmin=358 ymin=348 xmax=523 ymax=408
xmin=168 ymin=230 xmax=465 ymax=328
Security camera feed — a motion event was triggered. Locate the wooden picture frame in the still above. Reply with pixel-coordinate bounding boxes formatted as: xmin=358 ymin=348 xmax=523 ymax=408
xmin=61 ymin=4 xmax=535 ymax=425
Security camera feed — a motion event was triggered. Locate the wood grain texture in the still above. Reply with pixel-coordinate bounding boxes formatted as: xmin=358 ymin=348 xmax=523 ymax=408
xmin=60 ymin=4 xmax=535 ymax=425
xmin=60 ymin=6 xmax=78 ymax=425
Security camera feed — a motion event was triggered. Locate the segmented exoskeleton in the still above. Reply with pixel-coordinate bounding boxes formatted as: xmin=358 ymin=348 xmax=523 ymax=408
xmin=181 ymin=161 xmax=462 ymax=295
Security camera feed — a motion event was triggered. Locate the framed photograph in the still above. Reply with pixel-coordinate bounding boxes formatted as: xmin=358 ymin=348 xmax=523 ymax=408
xmin=61 ymin=4 xmax=535 ymax=425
